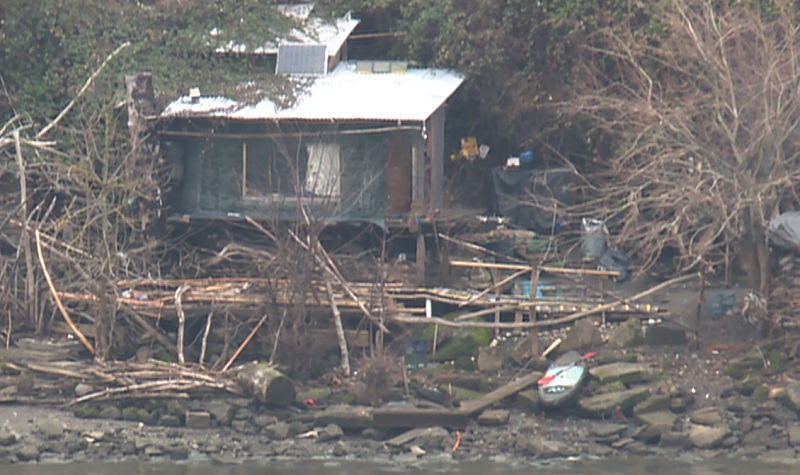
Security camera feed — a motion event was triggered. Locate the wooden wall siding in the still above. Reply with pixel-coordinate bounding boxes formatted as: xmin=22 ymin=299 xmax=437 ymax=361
xmin=166 ymin=122 xmax=448 ymax=220
xmin=412 ymin=143 xmax=425 ymax=211
xmin=386 ymin=135 xmax=412 ymax=213
xmin=428 ymin=106 xmax=446 ymax=210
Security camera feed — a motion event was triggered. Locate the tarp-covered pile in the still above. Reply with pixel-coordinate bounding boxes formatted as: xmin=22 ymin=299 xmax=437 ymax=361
xmin=492 ymin=167 xmax=577 ymax=232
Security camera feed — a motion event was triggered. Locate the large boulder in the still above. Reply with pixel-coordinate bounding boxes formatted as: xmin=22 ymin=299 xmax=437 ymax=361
xmin=314 ymin=405 xmax=373 ymax=429
xmin=515 ymin=435 xmax=578 ymax=458
xmin=689 ymin=423 xmax=730 ymax=449
xmin=633 ymin=394 xmax=671 ymax=416
xmin=690 ymin=407 xmax=722 ymax=426
xmin=560 ymin=319 xmax=603 ymax=353
xmin=608 ymin=318 xmax=642 ymax=348
xmin=634 ymin=410 xmax=678 ymax=444
xmin=784 ymin=383 xmax=800 ymax=413
xmin=578 ymin=386 xmax=651 ymax=418
xmin=590 ymin=362 xmax=652 ymax=385
xmin=643 ymin=325 xmax=688 ymax=346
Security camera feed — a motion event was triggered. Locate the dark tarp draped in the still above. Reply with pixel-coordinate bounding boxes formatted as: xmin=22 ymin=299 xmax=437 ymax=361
xmin=492 ymin=167 xmax=577 ymax=232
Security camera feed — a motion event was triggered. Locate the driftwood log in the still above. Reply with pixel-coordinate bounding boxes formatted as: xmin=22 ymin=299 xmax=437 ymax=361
xmin=230 ymin=361 xmax=295 ymax=406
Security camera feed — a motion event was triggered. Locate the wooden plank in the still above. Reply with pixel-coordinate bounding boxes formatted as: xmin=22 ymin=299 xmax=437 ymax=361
xmin=459 ymin=371 xmax=543 ymax=415
xmin=384 ymin=371 xmax=543 ymax=445
xmin=449 ymin=259 xmax=620 ymax=277
xmin=373 ymin=407 xmax=470 ymax=430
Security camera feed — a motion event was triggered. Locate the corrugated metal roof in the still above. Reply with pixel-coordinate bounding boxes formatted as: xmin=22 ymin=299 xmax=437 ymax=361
xmin=161 ymin=62 xmax=465 ymax=122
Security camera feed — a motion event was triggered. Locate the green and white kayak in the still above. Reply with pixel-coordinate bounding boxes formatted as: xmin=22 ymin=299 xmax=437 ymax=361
xmin=538 ymin=350 xmax=589 ymax=407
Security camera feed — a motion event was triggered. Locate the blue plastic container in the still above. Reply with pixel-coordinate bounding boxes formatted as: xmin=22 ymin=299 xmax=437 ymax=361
xmin=706 ymin=291 xmax=735 ymax=316
xmin=520 ymin=150 xmax=534 ymax=164
xmin=519 ymin=280 xmax=544 ymax=298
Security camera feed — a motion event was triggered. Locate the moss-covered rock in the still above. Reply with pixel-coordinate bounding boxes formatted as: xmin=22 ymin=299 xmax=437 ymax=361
xmin=724 ymin=353 xmax=764 ymax=380
xmin=73 ymin=404 xmax=102 ymax=419
xmin=633 ymin=394 xmax=671 ymax=416
xmin=578 ymin=386 xmax=651 ymax=418
xmin=590 ymin=362 xmax=652 ymax=385
xmin=766 ymin=348 xmax=788 ymax=373
xmin=515 ymin=389 xmax=540 ymax=411
xmin=593 ymin=351 xmax=639 ymax=365
xmin=608 ymin=318 xmax=643 ymax=348
xmin=121 ymin=406 xmax=140 ymax=421
xmin=734 ymin=377 xmax=761 ymax=397
xmin=98 ymin=405 xmax=122 ymax=420
xmin=752 ymin=385 xmax=770 ymax=402
xmin=432 ymin=327 xmax=492 ymax=362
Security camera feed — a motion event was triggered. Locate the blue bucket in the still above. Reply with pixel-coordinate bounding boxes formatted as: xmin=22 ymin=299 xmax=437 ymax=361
xmin=519 ymin=280 xmax=544 ymax=298
xmin=520 ymin=150 xmax=534 ymax=165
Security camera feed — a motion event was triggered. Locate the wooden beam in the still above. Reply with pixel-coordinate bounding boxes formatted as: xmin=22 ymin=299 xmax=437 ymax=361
xmin=437 ymin=233 xmax=526 ymax=264
xmin=459 ymin=371 xmax=543 ymax=415
xmin=449 ymin=259 xmax=620 ymax=277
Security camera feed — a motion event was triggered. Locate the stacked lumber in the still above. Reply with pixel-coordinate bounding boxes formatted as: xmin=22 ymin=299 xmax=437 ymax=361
xmin=1 ymin=358 xmax=296 ymax=407
xmin=57 ymin=277 xmax=401 ymax=319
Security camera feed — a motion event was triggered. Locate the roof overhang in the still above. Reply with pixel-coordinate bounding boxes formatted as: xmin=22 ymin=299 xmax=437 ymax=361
xmin=161 ymin=62 xmax=465 ymax=123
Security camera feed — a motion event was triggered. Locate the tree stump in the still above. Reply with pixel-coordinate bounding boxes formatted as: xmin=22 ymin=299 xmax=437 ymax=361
xmin=230 ymin=362 xmax=296 ymax=406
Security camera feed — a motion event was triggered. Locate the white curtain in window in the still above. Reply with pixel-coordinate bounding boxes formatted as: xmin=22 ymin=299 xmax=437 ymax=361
xmin=305 ymin=142 xmax=341 ymax=197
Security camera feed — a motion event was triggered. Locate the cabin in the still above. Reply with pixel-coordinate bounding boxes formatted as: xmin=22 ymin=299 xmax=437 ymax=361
xmin=158 ymin=9 xmax=465 ymax=232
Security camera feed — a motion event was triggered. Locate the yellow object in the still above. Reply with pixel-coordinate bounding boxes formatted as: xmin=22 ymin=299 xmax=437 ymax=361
xmin=461 ymin=137 xmax=478 ymax=158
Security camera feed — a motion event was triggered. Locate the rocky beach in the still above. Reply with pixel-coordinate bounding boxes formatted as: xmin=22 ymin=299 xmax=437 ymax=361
xmin=2 ymin=278 xmax=800 ymax=468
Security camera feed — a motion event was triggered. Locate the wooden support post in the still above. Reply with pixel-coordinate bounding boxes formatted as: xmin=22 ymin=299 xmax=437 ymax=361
xmin=14 ymin=130 xmax=37 ymax=332
xmin=241 ymin=142 xmax=248 ymax=197
xmin=324 ymin=276 xmax=351 ymax=375
xmin=416 ymin=231 xmax=426 ymax=286
xmin=125 ymin=72 xmax=159 ymax=163
xmin=599 ymin=277 xmax=607 ymax=326
xmin=693 ymin=273 xmax=705 ymax=350
xmin=513 ymin=311 xmax=523 ymax=335
xmin=528 ymin=267 xmax=541 ymax=344
xmin=494 ymin=267 xmax=501 ymax=337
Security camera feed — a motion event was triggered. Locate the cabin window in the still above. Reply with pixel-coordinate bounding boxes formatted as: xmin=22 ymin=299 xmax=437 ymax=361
xmin=242 ymin=138 xmax=307 ymax=197
xmin=304 ymin=142 xmax=341 ymax=197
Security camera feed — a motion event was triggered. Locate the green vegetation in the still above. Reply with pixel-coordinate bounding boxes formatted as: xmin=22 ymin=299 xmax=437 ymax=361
xmin=316 ymin=0 xmax=665 ymax=153
xmin=4 ymin=0 xmax=800 ymax=344
xmin=0 ymin=0 xmax=295 ymax=125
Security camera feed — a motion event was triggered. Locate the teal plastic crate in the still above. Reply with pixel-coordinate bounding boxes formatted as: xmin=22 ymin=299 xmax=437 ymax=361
xmin=706 ymin=291 xmax=735 ymax=316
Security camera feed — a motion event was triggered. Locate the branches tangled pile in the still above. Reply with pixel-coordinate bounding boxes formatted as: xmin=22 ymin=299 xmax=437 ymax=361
xmin=562 ymin=0 xmax=800 ymax=290
xmin=0 ymin=43 xmax=167 ymax=358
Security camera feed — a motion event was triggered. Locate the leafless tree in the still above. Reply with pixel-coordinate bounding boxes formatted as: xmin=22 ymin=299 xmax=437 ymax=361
xmin=560 ymin=0 xmax=800 ymax=292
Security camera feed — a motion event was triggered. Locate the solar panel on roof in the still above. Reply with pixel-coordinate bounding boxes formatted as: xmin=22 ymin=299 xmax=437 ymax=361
xmin=276 ymin=43 xmax=327 ymax=76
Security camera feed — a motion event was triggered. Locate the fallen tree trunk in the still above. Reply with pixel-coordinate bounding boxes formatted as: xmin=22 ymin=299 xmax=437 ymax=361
xmin=229 ymin=361 xmax=295 ymax=406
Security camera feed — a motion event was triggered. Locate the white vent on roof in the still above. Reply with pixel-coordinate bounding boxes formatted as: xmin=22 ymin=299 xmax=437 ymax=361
xmin=355 ymin=61 xmax=409 ymax=74
xmin=276 ymin=43 xmax=327 ymax=76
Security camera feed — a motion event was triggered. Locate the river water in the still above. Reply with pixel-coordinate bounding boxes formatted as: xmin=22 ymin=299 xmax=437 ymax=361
xmin=3 ymin=458 xmax=795 ymax=475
